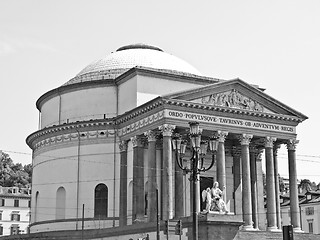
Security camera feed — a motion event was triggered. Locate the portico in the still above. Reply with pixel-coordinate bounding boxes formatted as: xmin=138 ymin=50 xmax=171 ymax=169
xmin=116 ymin=78 xmax=307 ymax=232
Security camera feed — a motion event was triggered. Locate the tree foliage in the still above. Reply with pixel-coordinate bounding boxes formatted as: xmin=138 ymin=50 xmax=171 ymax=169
xmin=0 ymin=151 xmax=32 ymax=188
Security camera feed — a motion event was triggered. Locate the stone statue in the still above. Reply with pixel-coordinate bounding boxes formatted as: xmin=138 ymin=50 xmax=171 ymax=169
xmin=202 ymin=188 xmax=212 ymax=212
xmin=211 ymin=181 xmax=228 ymax=213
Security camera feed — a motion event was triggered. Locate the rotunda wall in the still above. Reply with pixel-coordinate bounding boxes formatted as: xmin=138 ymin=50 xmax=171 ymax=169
xmin=40 ymin=86 xmax=117 ymax=129
xmin=31 ymin=139 xmax=118 ymax=229
xmin=118 ymin=76 xmax=138 ymax=115
xmin=117 ymin=74 xmax=204 ymax=115
xmin=136 ymin=74 xmax=203 ymax=107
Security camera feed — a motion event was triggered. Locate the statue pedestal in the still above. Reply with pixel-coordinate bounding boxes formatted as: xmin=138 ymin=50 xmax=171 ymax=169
xmin=182 ymin=213 xmax=243 ymax=240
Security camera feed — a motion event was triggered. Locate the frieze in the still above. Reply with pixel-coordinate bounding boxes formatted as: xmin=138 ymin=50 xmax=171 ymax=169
xmin=165 ymin=110 xmax=296 ymax=134
xmin=201 ymin=89 xmax=266 ymax=112
xmin=119 ymin=111 xmax=164 ymax=136
xmin=33 ymin=129 xmax=115 ymax=151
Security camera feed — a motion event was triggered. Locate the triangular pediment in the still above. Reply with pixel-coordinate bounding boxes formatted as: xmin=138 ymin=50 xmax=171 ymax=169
xmin=163 ymin=79 xmax=307 ymax=120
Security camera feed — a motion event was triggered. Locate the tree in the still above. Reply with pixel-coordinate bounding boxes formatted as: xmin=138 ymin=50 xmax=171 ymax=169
xmin=298 ymin=179 xmax=312 ymax=193
xmin=0 ymin=151 xmax=32 ymax=188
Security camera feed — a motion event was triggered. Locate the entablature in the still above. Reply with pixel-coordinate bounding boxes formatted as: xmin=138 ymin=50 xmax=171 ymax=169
xmin=26 ymin=119 xmax=115 ymax=151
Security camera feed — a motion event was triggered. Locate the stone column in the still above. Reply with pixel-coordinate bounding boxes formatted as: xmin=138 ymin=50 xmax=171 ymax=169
xmin=255 ymin=148 xmax=266 ymax=230
xmin=249 ymin=146 xmax=258 ymax=229
xmin=287 ymin=139 xmax=301 ymax=232
xmin=273 ymin=144 xmax=281 ymax=230
xmin=215 ymin=131 xmax=228 ymax=201
xmin=239 ymin=134 xmax=254 ymax=230
xmin=119 ymin=140 xmax=128 ymax=226
xmin=174 ymin=143 xmax=184 ymax=218
xmin=131 ymin=136 xmax=145 ymax=223
xmin=232 ymin=147 xmax=242 ymax=215
xmin=158 ymin=124 xmax=175 ymax=220
xmin=144 ymin=130 xmax=157 ymax=222
xmin=265 ymin=137 xmax=277 ymax=231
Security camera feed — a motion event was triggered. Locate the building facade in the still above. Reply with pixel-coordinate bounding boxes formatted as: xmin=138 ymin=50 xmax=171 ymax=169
xmin=0 ymin=187 xmax=31 ymax=236
xmin=26 ymin=44 xmax=308 ymax=239
xmin=281 ymin=191 xmax=320 ymax=234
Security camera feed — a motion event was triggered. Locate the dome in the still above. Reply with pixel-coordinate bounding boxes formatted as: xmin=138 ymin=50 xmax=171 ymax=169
xmin=64 ymin=43 xmax=201 ymax=86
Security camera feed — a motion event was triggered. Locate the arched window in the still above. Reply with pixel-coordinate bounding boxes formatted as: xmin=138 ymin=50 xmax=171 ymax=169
xmin=94 ymin=183 xmax=108 ymax=218
xmin=56 ymin=187 xmax=66 ymax=219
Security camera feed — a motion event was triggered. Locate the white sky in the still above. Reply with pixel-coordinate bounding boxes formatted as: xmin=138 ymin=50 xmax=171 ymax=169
xmin=1 ymin=1 xmax=320 ymax=182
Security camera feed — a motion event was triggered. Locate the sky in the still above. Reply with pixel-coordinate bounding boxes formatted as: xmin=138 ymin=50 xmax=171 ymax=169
xmin=1 ymin=0 xmax=320 ymax=182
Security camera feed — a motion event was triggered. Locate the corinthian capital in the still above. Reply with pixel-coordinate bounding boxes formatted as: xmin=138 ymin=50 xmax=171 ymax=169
xmin=255 ymin=148 xmax=264 ymax=160
xmin=213 ymin=131 xmax=228 ymax=143
xmin=131 ymin=136 xmax=145 ymax=148
xmin=273 ymin=143 xmax=281 ymax=156
xmin=239 ymin=134 xmax=253 ymax=146
xmin=264 ymin=136 xmax=277 ymax=148
xmin=158 ymin=124 xmax=176 ymax=137
xmin=286 ymin=139 xmax=299 ymax=151
xmin=144 ymin=130 xmax=157 ymax=142
xmin=119 ymin=140 xmax=128 ymax=152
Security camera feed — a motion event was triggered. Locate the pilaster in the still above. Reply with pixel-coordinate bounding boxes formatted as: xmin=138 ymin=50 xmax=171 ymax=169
xmin=119 ymin=140 xmax=128 ymax=226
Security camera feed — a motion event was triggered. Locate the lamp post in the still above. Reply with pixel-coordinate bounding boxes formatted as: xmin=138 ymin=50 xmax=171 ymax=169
xmin=172 ymin=122 xmax=218 ymax=240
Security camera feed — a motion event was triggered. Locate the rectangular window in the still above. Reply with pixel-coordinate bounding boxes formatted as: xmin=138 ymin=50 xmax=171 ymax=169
xmin=1 ymin=199 xmax=4 ymax=207
xmin=14 ymin=199 xmax=19 ymax=207
xmin=306 ymin=207 xmax=314 ymax=215
xmin=0 ymin=211 xmax=2 ymax=220
xmin=28 ymin=200 xmax=31 ymax=208
xmin=10 ymin=225 xmax=19 ymax=235
xmin=11 ymin=213 xmax=20 ymax=221
xmin=0 ymin=225 xmax=3 ymax=235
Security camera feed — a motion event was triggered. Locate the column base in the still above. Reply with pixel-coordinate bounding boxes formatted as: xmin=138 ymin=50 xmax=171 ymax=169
xmin=293 ymin=227 xmax=304 ymax=233
xmin=267 ymin=226 xmax=281 ymax=232
xmin=241 ymin=225 xmax=255 ymax=231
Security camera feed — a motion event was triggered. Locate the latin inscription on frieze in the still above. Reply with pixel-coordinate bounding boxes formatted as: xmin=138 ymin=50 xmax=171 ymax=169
xmin=166 ymin=110 xmax=295 ymax=134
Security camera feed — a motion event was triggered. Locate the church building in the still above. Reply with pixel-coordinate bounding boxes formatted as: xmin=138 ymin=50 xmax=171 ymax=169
xmin=25 ymin=44 xmax=312 ymax=240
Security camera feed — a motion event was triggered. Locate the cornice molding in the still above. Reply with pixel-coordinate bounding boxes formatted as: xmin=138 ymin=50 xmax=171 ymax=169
xmin=118 ymin=110 xmax=165 ymax=137
xmin=162 ymin=99 xmax=303 ymax=123
xmin=115 ymin=98 xmax=303 ymax=128
xmin=26 ymin=120 xmax=115 ymax=151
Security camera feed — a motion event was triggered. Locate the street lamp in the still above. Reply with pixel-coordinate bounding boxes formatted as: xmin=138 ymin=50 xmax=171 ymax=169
xmin=172 ymin=122 xmax=218 ymax=240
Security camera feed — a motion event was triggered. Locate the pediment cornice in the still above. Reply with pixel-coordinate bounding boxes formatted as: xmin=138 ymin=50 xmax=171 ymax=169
xmin=163 ymin=78 xmax=308 ymax=121
xmin=115 ymin=97 xmax=303 ymax=128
